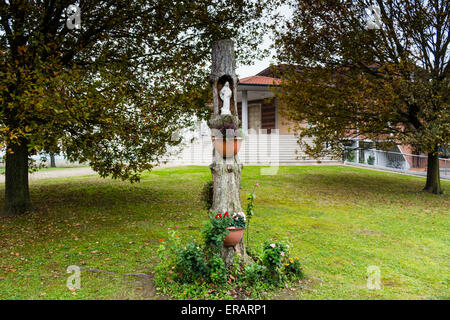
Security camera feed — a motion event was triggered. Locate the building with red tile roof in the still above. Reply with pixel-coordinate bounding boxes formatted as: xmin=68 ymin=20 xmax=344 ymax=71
xmin=238 ymin=75 xmax=281 ymax=86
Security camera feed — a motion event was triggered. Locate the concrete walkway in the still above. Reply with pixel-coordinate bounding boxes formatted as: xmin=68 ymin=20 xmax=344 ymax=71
xmin=0 ymin=163 xmax=190 ymax=183
xmin=344 ymin=163 xmax=450 ymax=181
xmin=0 ymin=167 xmax=97 ymax=183
xmin=3 ymin=163 xmax=447 ymax=183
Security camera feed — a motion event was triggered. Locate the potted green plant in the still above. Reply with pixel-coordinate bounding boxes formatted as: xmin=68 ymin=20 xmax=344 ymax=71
xmin=345 ymin=149 xmax=355 ymax=162
xmin=208 ymin=115 xmax=244 ymax=158
xmin=214 ymin=212 xmax=246 ymax=246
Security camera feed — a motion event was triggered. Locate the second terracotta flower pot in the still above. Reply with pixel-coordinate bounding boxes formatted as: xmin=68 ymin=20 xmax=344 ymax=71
xmin=212 ymin=137 xmax=243 ymax=158
xmin=223 ymin=227 xmax=244 ymax=246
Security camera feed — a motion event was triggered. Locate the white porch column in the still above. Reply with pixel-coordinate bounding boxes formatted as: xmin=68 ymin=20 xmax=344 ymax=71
xmin=242 ymin=90 xmax=248 ymax=133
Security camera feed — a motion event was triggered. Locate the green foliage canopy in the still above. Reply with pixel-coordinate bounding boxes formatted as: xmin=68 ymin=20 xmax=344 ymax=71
xmin=274 ymin=0 xmax=449 ymax=160
xmin=0 ymin=0 xmax=268 ymax=181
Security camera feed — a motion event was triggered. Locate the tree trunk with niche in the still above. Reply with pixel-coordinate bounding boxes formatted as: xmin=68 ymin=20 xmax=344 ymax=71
xmin=2 ymin=140 xmax=32 ymax=216
xmin=208 ymin=39 xmax=251 ymax=267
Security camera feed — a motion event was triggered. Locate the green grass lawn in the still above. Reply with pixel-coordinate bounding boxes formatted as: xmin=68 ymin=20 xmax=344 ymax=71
xmin=0 ymin=166 xmax=448 ymax=300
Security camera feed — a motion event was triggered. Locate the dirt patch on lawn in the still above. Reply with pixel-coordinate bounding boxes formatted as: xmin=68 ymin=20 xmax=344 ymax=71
xmin=82 ymin=268 xmax=170 ymax=300
xmin=122 ymin=272 xmax=170 ymax=300
xmin=354 ymin=229 xmax=383 ymax=236
xmin=271 ymin=276 xmax=324 ymax=300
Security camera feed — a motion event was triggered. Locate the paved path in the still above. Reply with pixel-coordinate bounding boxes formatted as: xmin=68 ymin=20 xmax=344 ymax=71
xmin=3 ymin=163 xmax=447 ymax=183
xmin=0 ymin=163 xmax=185 ymax=183
xmin=344 ymin=163 xmax=450 ymax=181
xmin=0 ymin=167 xmax=97 ymax=183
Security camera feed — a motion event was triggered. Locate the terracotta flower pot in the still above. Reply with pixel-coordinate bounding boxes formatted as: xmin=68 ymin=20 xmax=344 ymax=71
xmin=212 ymin=137 xmax=243 ymax=158
xmin=223 ymin=227 xmax=244 ymax=247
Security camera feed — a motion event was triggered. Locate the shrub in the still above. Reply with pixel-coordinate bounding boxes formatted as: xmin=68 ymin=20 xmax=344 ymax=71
xmin=209 ymin=254 xmax=227 ymax=284
xmin=284 ymin=256 xmax=304 ymax=279
xmin=367 ymin=155 xmax=375 ymax=165
xmin=262 ymin=241 xmax=288 ymax=283
xmin=202 ymin=213 xmax=230 ymax=247
xmin=154 ymin=229 xmax=180 ymax=286
xmin=243 ymin=263 xmax=265 ymax=285
xmin=155 ymin=221 xmax=306 ymax=299
xmin=175 ymin=241 xmax=209 ymax=283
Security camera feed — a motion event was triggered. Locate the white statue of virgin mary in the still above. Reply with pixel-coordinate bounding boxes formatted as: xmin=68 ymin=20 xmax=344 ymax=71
xmin=219 ymin=81 xmax=232 ymax=115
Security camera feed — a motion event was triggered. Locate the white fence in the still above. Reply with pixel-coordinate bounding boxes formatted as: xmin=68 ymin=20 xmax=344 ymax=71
xmin=344 ymin=148 xmax=450 ymax=179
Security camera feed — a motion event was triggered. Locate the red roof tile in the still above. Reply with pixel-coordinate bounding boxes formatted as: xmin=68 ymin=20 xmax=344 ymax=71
xmin=238 ymin=75 xmax=281 ymax=86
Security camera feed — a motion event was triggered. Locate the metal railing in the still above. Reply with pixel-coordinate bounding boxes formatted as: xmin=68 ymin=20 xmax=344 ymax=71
xmin=344 ymin=148 xmax=449 ymax=179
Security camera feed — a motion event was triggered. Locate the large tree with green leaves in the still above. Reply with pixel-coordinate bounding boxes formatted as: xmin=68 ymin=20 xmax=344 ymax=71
xmin=0 ymin=0 xmax=268 ymax=215
xmin=274 ymin=0 xmax=449 ymax=194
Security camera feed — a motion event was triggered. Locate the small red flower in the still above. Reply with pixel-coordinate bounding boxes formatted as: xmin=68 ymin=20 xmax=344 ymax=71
xmin=223 ymin=211 xmax=229 ymax=218
xmin=215 ymin=213 xmax=222 ymax=219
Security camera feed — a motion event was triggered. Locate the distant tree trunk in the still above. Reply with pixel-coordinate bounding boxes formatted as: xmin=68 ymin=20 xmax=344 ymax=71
xmin=50 ymin=153 xmax=56 ymax=168
xmin=423 ymin=148 xmax=442 ymax=194
xmin=2 ymin=140 xmax=32 ymax=216
xmin=209 ymin=39 xmax=252 ymax=267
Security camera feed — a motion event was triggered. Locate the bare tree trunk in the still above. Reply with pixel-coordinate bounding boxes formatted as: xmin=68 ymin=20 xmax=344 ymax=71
xmin=210 ymin=154 xmax=252 ymax=265
xmin=423 ymin=148 xmax=442 ymax=194
xmin=2 ymin=140 xmax=32 ymax=216
xmin=209 ymin=39 xmax=251 ymax=267
xmin=210 ymin=157 xmax=243 ymax=214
